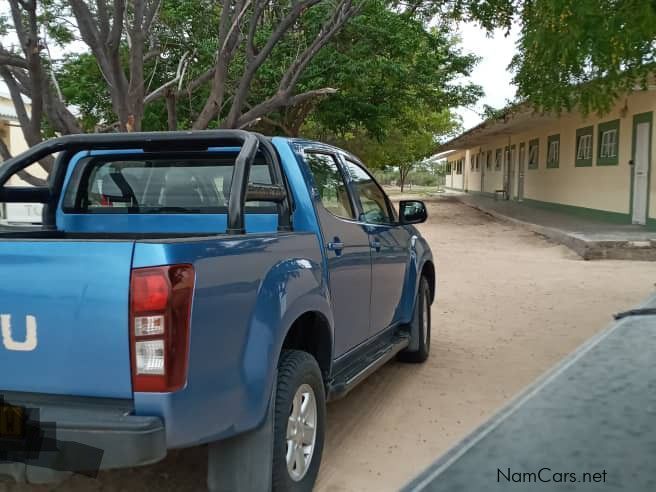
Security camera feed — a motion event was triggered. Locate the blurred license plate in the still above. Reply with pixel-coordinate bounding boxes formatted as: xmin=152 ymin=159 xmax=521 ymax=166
xmin=0 ymin=402 xmax=25 ymax=439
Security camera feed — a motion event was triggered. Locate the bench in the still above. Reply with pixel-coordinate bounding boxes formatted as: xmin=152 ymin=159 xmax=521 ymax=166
xmin=494 ymin=189 xmax=507 ymax=200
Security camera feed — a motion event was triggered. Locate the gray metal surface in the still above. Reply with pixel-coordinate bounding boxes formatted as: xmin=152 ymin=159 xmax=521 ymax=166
xmin=405 ymin=293 xmax=656 ymax=491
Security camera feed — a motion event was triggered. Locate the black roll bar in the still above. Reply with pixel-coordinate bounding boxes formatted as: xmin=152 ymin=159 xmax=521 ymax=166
xmin=0 ymin=130 xmax=287 ymax=234
xmin=226 ymin=132 xmax=258 ymax=234
xmin=253 ymin=134 xmax=292 ymax=232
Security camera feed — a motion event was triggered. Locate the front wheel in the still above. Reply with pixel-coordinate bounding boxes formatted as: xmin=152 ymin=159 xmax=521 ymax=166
xmin=398 ymin=276 xmax=431 ymax=363
xmin=272 ymin=350 xmax=326 ymax=492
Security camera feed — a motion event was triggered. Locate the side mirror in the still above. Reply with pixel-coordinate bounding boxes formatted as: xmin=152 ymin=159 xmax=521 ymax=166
xmin=399 ymin=200 xmax=427 ymax=224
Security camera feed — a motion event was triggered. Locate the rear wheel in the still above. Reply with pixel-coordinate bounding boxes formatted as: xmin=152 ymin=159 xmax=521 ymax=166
xmin=398 ymin=276 xmax=431 ymax=363
xmin=272 ymin=350 xmax=326 ymax=492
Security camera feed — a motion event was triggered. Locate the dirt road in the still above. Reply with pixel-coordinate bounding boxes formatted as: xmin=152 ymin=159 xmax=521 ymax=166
xmin=6 ymin=197 xmax=655 ymax=492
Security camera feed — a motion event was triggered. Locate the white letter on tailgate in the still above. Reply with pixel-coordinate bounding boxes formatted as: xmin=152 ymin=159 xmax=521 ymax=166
xmin=1 ymin=315 xmax=38 ymax=351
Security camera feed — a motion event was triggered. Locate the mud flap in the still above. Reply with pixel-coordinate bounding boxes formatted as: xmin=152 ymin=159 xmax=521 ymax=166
xmin=407 ymin=295 xmax=421 ymax=352
xmin=207 ymin=374 xmax=276 ymax=492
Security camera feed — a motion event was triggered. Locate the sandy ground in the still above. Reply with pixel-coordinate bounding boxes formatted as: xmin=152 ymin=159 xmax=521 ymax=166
xmin=5 ymin=197 xmax=655 ymax=492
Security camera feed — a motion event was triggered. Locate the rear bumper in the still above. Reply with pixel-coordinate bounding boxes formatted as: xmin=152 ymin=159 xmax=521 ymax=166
xmin=0 ymin=392 xmax=166 ymax=483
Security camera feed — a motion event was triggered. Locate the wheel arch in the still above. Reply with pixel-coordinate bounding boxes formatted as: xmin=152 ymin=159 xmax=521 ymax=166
xmin=421 ymin=259 xmax=436 ymax=303
xmin=279 ymin=310 xmax=333 ymax=383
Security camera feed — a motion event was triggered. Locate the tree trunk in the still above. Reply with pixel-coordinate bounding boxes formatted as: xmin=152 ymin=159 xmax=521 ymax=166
xmin=399 ymin=167 xmax=410 ymax=192
xmin=166 ymin=91 xmax=178 ymax=131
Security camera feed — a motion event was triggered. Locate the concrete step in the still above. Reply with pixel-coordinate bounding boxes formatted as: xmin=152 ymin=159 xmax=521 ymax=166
xmin=457 ymin=196 xmax=656 ymax=261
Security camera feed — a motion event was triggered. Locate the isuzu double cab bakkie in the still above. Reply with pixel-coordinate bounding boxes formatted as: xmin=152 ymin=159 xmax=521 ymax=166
xmin=0 ymin=130 xmax=435 ymax=491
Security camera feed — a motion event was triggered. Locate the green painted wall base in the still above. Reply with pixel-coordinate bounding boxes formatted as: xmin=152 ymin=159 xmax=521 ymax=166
xmin=466 ymin=190 xmax=498 ymax=198
xmin=521 ymin=198 xmax=632 ymax=225
xmin=461 ymin=190 xmax=656 ymax=230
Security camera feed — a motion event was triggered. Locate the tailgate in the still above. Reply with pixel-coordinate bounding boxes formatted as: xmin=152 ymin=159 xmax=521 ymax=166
xmin=0 ymin=241 xmax=135 ymax=398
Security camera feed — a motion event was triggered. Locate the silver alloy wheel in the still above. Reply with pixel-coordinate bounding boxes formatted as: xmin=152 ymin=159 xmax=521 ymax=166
xmin=422 ymin=290 xmax=429 ymax=347
xmin=286 ymin=383 xmax=317 ymax=481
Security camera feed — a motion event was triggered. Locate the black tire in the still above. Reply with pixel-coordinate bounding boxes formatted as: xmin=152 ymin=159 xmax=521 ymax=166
xmin=398 ymin=276 xmax=431 ymax=363
xmin=272 ymin=350 xmax=326 ymax=492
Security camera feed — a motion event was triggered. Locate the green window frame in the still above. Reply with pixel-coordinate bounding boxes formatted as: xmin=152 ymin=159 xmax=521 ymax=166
xmin=495 ymin=149 xmax=502 ymax=170
xmin=546 ymin=134 xmax=560 ymax=168
xmin=575 ymin=126 xmax=593 ymax=167
xmin=528 ymin=138 xmax=539 ymax=169
xmin=597 ymin=119 xmax=620 ymax=165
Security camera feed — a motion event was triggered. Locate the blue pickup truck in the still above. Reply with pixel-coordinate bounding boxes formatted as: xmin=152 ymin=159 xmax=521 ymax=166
xmin=0 ymin=130 xmax=435 ymax=491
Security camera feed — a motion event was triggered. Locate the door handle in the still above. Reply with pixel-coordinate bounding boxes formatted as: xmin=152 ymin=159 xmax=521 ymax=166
xmin=327 ymin=239 xmax=344 ymax=255
xmin=370 ymin=239 xmax=381 ymax=252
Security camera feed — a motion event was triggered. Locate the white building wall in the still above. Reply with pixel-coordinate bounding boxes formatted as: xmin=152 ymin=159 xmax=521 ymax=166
xmin=456 ymin=89 xmax=656 ymax=222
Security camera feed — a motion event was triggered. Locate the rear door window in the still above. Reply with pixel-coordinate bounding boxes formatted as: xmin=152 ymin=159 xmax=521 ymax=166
xmin=305 ymin=152 xmax=355 ymax=219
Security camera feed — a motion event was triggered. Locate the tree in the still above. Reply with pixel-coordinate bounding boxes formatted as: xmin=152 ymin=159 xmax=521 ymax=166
xmin=324 ymin=105 xmax=460 ymax=191
xmin=0 ymin=0 xmax=361 ymax=142
xmin=0 ymin=0 xmax=518 ymax=188
xmin=56 ymin=0 xmax=482 ymax=139
xmin=380 ymin=109 xmax=460 ymax=192
xmin=512 ymin=0 xmax=656 ymax=115
xmin=0 ymin=0 xmax=82 ymax=184
xmin=307 ymin=1 xmax=481 ymax=139
xmin=293 ymin=4 xmax=475 ymax=190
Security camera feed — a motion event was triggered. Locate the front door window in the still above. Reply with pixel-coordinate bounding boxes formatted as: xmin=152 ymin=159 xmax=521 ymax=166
xmin=343 ymin=160 xmax=394 ymax=224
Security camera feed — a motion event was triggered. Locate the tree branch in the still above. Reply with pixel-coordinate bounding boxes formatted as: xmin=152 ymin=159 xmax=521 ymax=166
xmin=15 ymin=169 xmax=48 ymax=187
xmin=182 ymin=67 xmax=215 ymax=95
xmin=247 ymin=0 xmax=269 ymax=60
xmin=223 ymin=0 xmax=322 ymax=127
xmin=144 ymin=51 xmax=191 ymax=104
xmin=193 ymin=0 xmax=248 ymax=129
xmin=144 ymin=0 xmax=163 ymax=36
xmin=0 ymin=136 xmax=12 ymax=161
xmin=0 ymin=48 xmax=28 ymax=69
xmin=287 ymin=87 xmax=338 ymax=107
xmin=253 ymin=115 xmax=294 ymax=136
xmin=0 ymin=66 xmax=34 ymax=144
xmin=235 ymin=87 xmax=337 ymax=129
xmin=165 ymin=90 xmax=177 ymax=131
xmin=279 ymin=0 xmax=357 ymax=92
xmin=109 ymin=0 xmax=127 ymax=51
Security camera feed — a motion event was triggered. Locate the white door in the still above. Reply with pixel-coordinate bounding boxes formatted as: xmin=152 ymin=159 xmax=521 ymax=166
xmin=632 ymin=120 xmax=651 ymax=225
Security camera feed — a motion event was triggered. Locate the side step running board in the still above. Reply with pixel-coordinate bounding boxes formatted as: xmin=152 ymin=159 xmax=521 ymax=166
xmin=327 ymin=334 xmax=410 ymax=401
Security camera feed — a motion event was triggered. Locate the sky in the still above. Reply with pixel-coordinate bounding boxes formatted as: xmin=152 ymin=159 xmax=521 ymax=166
xmin=454 ymin=22 xmax=520 ymax=131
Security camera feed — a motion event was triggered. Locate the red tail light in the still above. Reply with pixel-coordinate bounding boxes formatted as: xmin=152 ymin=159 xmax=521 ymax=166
xmin=129 ymin=264 xmax=194 ymax=392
